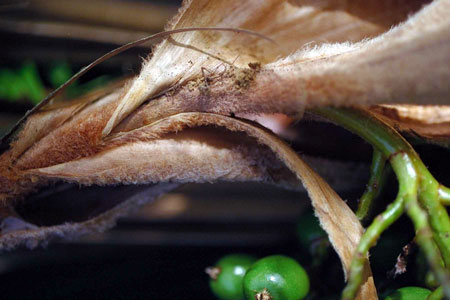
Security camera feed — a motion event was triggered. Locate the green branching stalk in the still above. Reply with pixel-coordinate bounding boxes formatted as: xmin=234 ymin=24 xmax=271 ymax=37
xmin=356 ymin=149 xmax=388 ymax=221
xmin=342 ymin=192 xmax=405 ymax=300
xmin=406 ymin=202 xmax=450 ymax=298
xmin=415 ymin=161 xmax=450 ymax=267
xmin=313 ymin=107 xmax=450 ymax=300
xmin=392 ymin=153 xmax=450 ymax=297
xmin=438 ymin=186 xmax=450 ymax=206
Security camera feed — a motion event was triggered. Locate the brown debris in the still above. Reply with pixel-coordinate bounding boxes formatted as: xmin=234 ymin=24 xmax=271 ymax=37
xmin=234 ymin=62 xmax=261 ymax=89
xmin=205 ymin=266 xmax=221 ymax=280
xmin=389 ymin=241 xmax=417 ymax=278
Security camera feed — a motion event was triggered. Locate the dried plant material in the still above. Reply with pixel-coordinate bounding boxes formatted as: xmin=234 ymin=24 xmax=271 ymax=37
xmin=372 ymin=105 xmax=450 ymax=144
xmin=1 ymin=110 xmax=377 ymax=299
xmin=389 ymin=242 xmax=417 ymax=278
xmin=1 ymin=0 xmax=449 ymax=299
xmin=376 ymin=105 xmax=450 ymax=125
xmin=28 ymin=125 xmax=295 ymax=187
xmin=0 ymin=183 xmax=179 ymax=250
xmin=101 ymin=0 xmax=414 ymax=136
xmin=99 ymin=0 xmax=449 ymax=141
xmin=8 ymin=79 xmax=128 ymax=161
xmin=288 ymin=0 xmax=427 ymax=26
xmin=260 ymin=0 xmax=450 ymax=108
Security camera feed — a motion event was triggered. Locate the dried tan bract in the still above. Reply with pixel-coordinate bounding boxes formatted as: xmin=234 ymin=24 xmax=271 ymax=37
xmin=1 ymin=1 xmax=449 ymax=299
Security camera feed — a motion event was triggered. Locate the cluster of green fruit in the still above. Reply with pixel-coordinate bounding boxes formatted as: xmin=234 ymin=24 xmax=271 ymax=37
xmin=207 ymin=253 xmax=433 ymax=300
xmin=206 ymin=254 xmax=309 ymax=300
xmin=0 ymin=61 xmax=112 ymax=104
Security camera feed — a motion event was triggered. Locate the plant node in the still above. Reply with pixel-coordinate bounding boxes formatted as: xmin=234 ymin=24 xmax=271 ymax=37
xmin=255 ymin=288 xmax=272 ymax=300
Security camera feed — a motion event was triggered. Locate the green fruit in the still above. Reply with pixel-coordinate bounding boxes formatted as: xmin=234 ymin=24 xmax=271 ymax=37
xmin=243 ymin=255 xmax=309 ymax=300
xmin=296 ymin=212 xmax=329 ymax=259
xmin=384 ymin=287 xmax=432 ymax=300
xmin=207 ymin=254 xmax=257 ymax=300
xmin=296 ymin=212 xmax=326 ymax=248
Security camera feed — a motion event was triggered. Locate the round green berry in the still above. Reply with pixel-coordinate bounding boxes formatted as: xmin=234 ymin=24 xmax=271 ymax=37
xmin=206 ymin=254 xmax=257 ymax=300
xmin=243 ymin=255 xmax=309 ymax=300
xmin=384 ymin=287 xmax=432 ymax=300
xmin=296 ymin=212 xmax=327 ymax=250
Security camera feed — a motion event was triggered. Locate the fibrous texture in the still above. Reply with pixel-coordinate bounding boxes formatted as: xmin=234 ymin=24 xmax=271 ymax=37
xmin=1 ymin=1 xmax=450 ymax=300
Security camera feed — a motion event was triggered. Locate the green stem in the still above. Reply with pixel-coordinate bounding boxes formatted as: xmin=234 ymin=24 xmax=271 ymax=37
xmin=313 ymin=107 xmax=450 ymax=299
xmin=406 ymin=200 xmax=450 ymax=297
xmin=341 ymin=191 xmax=405 ymax=300
xmin=427 ymin=287 xmax=443 ymax=300
xmin=391 ymin=154 xmax=450 ymax=297
xmin=314 ymin=107 xmax=417 ymax=159
xmin=438 ymin=186 xmax=450 ymax=206
xmin=356 ymin=149 xmax=387 ymax=221
xmin=313 ymin=108 xmax=414 ymax=158
xmin=415 ymin=162 xmax=450 ymax=268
